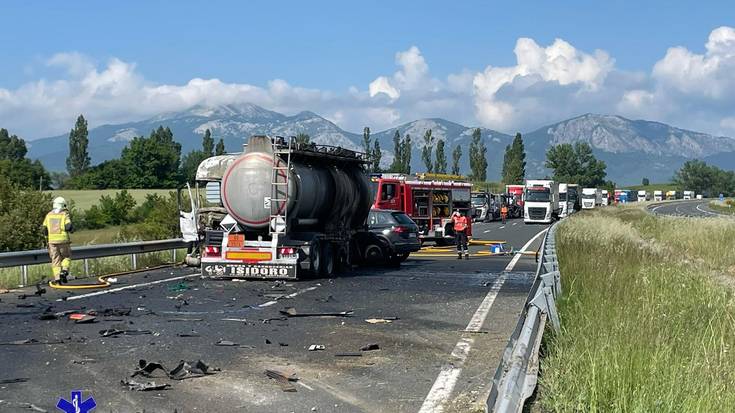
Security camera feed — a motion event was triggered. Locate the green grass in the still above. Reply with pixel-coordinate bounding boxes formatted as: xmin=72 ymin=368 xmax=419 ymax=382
xmin=539 ymin=207 xmax=735 ymax=412
xmin=710 ymin=199 xmax=735 ymax=215
xmin=622 ymin=183 xmax=679 ymax=193
xmin=71 ymin=226 xmax=123 ymax=245
xmin=45 ymin=189 xmax=173 ymax=211
xmin=0 ymin=249 xmax=186 ymax=289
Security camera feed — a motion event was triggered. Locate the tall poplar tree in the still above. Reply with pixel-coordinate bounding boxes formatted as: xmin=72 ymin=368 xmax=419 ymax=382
xmin=66 ymin=115 xmax=91 ymax=177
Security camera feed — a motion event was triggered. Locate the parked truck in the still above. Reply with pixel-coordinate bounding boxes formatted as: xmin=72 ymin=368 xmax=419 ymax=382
xmin=559 ymin=183 xmax=571 ymax=218
xmin=683 ymin=190 xmax=694 ymax=200
xmin=581 ymin=188 xmax=601 ymax=209
xmin=600 ymin=189 xmax=609 ymax=206
xmin=653 ymin=190 xmax=663 ymax=201
xmin=637 ymin=190 xmax=650 ymax=202
xmin=666 ymin=190 xmax=678 ymax=200
xmin=505 ymin=184 xmax=525 ymax=218
xmin=524 ymin=180 xmax=560 ymax=224
xmin=184 ymin=135 xmax=378 ymax=280
xmin=567 ymin=184 xmax=580 ymax=211
xmin=470 ymin=191 xmax=498 ymax=222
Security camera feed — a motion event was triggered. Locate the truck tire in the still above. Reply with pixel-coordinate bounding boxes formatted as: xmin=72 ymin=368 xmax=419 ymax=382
xmin=309 ymin=241 xmax=322 ymax=275
xmin=320 ymin=242 xmax=335 ymax=277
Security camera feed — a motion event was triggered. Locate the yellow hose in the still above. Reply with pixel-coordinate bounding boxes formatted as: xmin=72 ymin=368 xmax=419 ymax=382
xmin=48 ymin=263 xmax=177 ymax=290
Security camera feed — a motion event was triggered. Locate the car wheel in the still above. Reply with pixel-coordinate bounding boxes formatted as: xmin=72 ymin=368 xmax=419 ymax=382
xmin=363 ymin=243 xmax=384 ymax=264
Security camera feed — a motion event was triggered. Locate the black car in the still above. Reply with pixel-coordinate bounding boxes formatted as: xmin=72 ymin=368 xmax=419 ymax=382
xmin=366 ymin=209 xmax=421 ymax=265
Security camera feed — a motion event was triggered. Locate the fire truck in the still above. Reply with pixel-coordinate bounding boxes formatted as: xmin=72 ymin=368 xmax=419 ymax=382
xmin=371 ymin=174 xmax=472 ymax=244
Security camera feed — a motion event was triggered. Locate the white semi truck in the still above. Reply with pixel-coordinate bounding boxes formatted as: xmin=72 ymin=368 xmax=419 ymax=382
xmin=559 ymin=183 xmax=571 ymax=218
xmin=581 ymin=188 xmax=601 ymax=209
xmin=601 ymin=189 xmax=609 ymax=206
xmin=524 ymin=180 xmax=560 ymax=224
xmin=683 ymin=190 xmax=694 ymax=200
xmin=637 ymin=190 xmax=650 ymax=202
xmin=653 ymin=190 xmax=663 ymax=201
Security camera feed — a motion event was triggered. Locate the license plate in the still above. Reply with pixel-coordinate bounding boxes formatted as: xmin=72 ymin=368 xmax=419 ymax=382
xmin=202 ymin=263 xmax=297 ymax=279
xmin=409 ymin=233 xmax=417 ymax=238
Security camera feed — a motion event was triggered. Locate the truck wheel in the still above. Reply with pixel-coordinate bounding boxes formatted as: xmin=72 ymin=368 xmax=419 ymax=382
xmin=363 ymin=243 xmax=384 ymax=264
xmin=320 ymin=243 xmax=335 ymax=277
xmin=309 ymin=241 xmax=322 ymax=275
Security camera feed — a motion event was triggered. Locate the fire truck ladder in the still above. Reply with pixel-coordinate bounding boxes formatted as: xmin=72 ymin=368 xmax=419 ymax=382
xmin=269 ymin=137 xmax=292 ymax=243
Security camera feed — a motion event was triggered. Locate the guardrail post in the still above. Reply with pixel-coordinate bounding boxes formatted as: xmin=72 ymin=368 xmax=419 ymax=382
xmin=131 ymin=253 xmax=137 ymax=270
xmin=84 ymin=259 xmax=90 ymax=277
xmin=171 ymin=249 xmax=177 ymax=263
xmin=21 ymin=265 xmax=28 ymax=287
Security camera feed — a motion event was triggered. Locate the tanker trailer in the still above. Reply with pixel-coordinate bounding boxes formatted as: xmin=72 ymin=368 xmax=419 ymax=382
xmin=196 ymin=135 xmax=373 ymax=279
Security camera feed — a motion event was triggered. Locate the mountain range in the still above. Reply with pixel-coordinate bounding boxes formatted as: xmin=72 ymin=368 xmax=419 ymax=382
xmin=26 ymin=103 xmax=735 ymax=185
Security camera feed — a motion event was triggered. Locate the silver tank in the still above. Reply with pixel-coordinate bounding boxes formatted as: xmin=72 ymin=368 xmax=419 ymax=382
xmin=220 ymin=136 xmax=371 ymax=231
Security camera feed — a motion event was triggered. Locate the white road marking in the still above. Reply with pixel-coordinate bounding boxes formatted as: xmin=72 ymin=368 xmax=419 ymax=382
xmin=498 ymin=225 xmax=505 ymax=229
xmin=695 ymin=203 xmax=721 ymax=216
xmin=258 ymin=286 xmax=318 ymax=307
xmin=418 ymin=274 xmax=507 ymax=413
xmin=58 ymin=273 xmax=200 ymax=301
xmin=512 ymin=222 xmax=517 ymax=226
xmin=505 ymin=227 xmax=549 ymax=272
xmin=483 ymin=229 xmax=492 ymax=233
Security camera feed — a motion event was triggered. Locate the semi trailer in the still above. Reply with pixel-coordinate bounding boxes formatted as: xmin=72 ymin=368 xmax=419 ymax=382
xmin=653 ymin=190 xmax=664 ymax=201
xmin=184 ymin=135 xmax=379 ymax=279
xmin=581 ymin=188 xmax=601 ymax=209
xmin=600 ymin=189 xmax=609 ymax=206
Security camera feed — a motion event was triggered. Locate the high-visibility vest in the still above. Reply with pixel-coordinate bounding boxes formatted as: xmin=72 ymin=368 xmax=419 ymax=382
xmin=501 ymin=206 xmax=508 ymax=215
xmin=43 ymin=211 xmax=71 ymax=244
xmin=453 ymin=215 xmax=468 ymax=232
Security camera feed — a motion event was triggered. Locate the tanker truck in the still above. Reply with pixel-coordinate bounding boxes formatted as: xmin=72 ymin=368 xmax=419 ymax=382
xmin=184 ymin=135 xmax=375 ymax=279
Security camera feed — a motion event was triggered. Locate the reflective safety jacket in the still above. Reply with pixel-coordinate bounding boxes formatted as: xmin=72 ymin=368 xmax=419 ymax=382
xmin=500 ymin=206 xmax=508 ymax=216
xmin=43 ymin=211 xmax=72 ymax=244
xmin=452 ymin=214 xmax=471 ymax=235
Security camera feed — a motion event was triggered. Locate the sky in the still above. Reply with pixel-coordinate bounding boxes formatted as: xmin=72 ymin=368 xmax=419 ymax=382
xmin=1 ymin=0 xmax=735 ymax=139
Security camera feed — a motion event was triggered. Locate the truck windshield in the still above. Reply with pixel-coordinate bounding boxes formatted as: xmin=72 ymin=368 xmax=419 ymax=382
xmin=559 ymin=193 xmax=567 ymax=201
xmin=582 ymin=194 xmax=596 ymax=199
xmin=471 ymin=195 xmax=486 ymax=206
xmin=525 ymin=188 xmax=550 ymax=202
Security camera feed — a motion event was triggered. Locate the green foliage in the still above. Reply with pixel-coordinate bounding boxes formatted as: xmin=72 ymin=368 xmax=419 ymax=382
xmin=0 ymin=128 xmax=50 ymax=189
xmin=180 ymin=150 xmax=207 ymax=185
xmin=372 ymin=139 xmax=381 ymax=173
xmin=642 ymin=177 xmax=650 ymax=186
xmin=202 ymin=129 xmax=214 ymax=157
xmin=545 ymin=142 xmax=607 ymax=187
xmin=295 ymin=133 xmax=311 ymax=145
xmin=68 ymin=159 xmax=132 ymax=189
xmin=468 ymin=128 xmax=487 ymax=181
xmin=421 ymin=129 xmax=434 ymax=173
xmin=434 ymin=139 xmax=447 ymax=174
xmin=451 ymin=145 xmax=462 ymax=175
xmin=402 ymin=134 xmax=412 ymax=174
xmin=215 ymin=138 xmax=226 ymax=155
xmin=66 ymin=115 xmax=91 ymax=177
xmin=389 ymin=130 xmax=403 ymax=172
xmin=120 ymin=192 xmax=180 ymax=241
xmin=98 ymin=190 xmax=137 ymax=225
xmin=673 ymin=160 xmax=735 ymax=196
xmin=121 ymin=126 xmax=182 ymax=188
xmin=502 ymin=133 xmax=526 ymax=185
xmin=0 ymin=176 xmax=52 ymax=252
xmin=362 ymin=127 xmax=371 ymax=157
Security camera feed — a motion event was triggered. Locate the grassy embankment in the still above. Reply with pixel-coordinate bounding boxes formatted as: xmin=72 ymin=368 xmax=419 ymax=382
xmin=1 ymin=189 xmax=181 ymax=289
xmin=710 ymin=199 xmax=735 ymax=215
xmin=539 ymin=206 xmax=735 ymax=411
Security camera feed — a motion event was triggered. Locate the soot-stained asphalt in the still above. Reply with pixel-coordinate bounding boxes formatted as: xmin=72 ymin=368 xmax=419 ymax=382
xmin=0 ymin=218 xmax=548 ymax=413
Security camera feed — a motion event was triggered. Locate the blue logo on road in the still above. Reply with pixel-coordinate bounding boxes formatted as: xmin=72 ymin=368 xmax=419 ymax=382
xmin=57 ymin=390 xmax=96 ymax=413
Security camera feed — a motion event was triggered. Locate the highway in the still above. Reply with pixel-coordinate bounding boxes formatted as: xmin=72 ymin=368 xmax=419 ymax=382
xmin=648 ymin=199 xmax=730 ymax=218
xmin=0 ymin=218 xmax=547 ymax=413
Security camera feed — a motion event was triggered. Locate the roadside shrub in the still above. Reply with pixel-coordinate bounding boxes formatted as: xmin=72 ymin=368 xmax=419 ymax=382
xmin=119 ymin=191 xmax=179 ymax=241
xmin=0 ymin=176 xmax=52 ymax=251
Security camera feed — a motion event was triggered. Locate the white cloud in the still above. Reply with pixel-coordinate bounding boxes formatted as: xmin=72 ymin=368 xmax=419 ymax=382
xmin=3 ymin=28 xmax=735 ymax=140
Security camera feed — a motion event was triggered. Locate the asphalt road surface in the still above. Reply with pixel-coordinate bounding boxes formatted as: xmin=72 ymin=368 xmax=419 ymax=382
xmin=649 ymin=199 xmax=730 ymax=218
xmin=0 ymin=218 xmax=548 ymax=413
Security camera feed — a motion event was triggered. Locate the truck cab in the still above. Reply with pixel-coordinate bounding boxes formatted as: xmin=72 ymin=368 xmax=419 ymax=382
xmin=653 ymin=190 xmax=663 ymax=201
xmin=523 ymin=180 xmax=559 ymax=224
xmin=558 ymin=183 xmax=570 ymax=218
xmin=637 ymin=190 xmax=648 ymax=202
xmin=600 ymin=189 xmax=609 ymax=206
xmin=683 ymin=190 xmax=694 ymax=200
xmin=581 ymin=188 xmax=600 ymax=209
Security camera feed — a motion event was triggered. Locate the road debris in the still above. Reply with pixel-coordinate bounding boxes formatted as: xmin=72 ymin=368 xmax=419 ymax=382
xmin=169 ymin=360 xmax=219 ymax=380
xmin=99 ymin=328 xmax=153 ymax=337
xmin=166 ymin=318 xmax=203 ymax=322
xmin=70 ymin=314 xmax=97 ymax=324
xmin=0 ymin=400 xmax=47 ymax=412
xmin=360 ymin=343 xmax=380 ymax=351
xmin=365 ymin=317 xmax=399 ymax=324
xmin=121 ymin=379 xmax=170 ymax=391
xmin=308 ymin=344 xmax=325 ymax=351
xmin=177 ymin=332 xmax=200 ymax=337
xmin=168 ymin=282 xmax=190 ymax=292
xmin=335 ymin=352 xmax=362 ymax=357
xmin=132 ymin=360 xmax=168 ymax=378
xmin=0 ymin=339 xmax=63 ymax=345
xmin=0 ymin=378 xmax=29 ymax=384
xmin=279 ymin=307 xmax=354 ymax=318
xmin=215 ymin=339 xmax=238 ymax=346
xmin=101 ymin=308 xmax=131 ymax=316
xmin=264 ymin=369 xmax=299 ymax=392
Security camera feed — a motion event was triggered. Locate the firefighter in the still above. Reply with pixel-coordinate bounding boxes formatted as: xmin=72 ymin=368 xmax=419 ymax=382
xmin=500 ymin=203 xmax=508 ymax=224
xmin=451 ymin=210 xmax=471 ymax=259
xmin=42 ymin=197 xmax=73 ymax=284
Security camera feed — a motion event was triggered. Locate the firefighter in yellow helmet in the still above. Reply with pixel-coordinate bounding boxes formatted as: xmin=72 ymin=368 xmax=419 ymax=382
xmin=42 ymin=197 xmax=73 ymax=284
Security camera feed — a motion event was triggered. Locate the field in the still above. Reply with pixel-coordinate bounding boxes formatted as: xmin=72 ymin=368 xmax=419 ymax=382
xmin=539 ymin=206 xmax=735 ymax=411
xmin=621 ymin=182 xmax=679 ymax=193
xmin=45 ymin=189 xmax=173 ymax=211
xmin=710 ymin=199 xmax=735 ymax=215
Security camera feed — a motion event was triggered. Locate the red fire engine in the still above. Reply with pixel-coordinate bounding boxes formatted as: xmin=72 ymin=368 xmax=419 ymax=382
xmin=371 ymin=174 xmax=473 ymax=243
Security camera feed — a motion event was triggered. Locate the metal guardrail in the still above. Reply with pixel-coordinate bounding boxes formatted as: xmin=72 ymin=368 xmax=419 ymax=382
xmin=487 ymin=223 xmax=562 ymax=413
xmin=0 ymin=239 xmax=188 ymax=286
